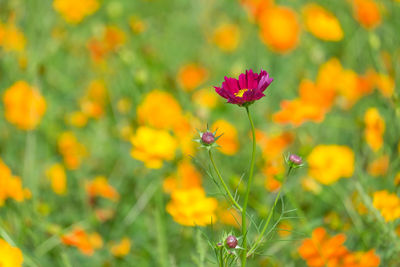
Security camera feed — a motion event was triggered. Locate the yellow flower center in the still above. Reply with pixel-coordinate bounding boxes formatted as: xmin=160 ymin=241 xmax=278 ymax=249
xmin=234 ymin=89 xmax=248 ymax=97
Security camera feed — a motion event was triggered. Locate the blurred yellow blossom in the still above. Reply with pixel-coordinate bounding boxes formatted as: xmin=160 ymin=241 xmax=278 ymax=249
xmin=259 ymin=6 xmax=300 ymax=53
xmin=367 ymin=155 xmax=389 ymax=177
xmin=58 ymin=132 xmax=87 ymax=170
xmin=212 ymin=120 xmax=239 ymax=155
xmin=88 ymin=26 xmax=126 ymax=62
xmin=303 ymin=4 xmax=343 ymax=41
xmin=192 ymin=88 xmax=219 ymax=109
xmin=0 ymin=158 xmax=31 ymax=206
xmin=256 ymin=130 xmax=293 ymax=160
xmin=177 ymin=64 xmax=208 ymax=92
xmin=212 ymin=23 xmax=240 ymax=52
xmin=240 ymin=0 xmax=274 ymax=23
xmin=137 ymin=90 xmax=183 ymax=130
xmin=129 ymin=16 xmax=147 ymax=34
xmin=46 ymin=163 xmax=67 ymax=195
xmin=3 ymin=81 xmax=46 ymax=130
xmin=308 ymin=145 xmax=355 ymax=185
xmin=110 ymin=237 xmax=131 ymax=257
xmin=301 ymin=176 xmax=322 ymax=194
xmin=0 ymin=239 xmax=23 ymax=267
xmin=66 ymin=111 xmax=88 ymax=128
xmin=61 ymin=227 xmax=103 ymax=256
xmin=352 ymin=0 xmax=381 ymax=30
xmin=217 ymin=204 xmax=241 ymax=228
xmin=86 ymin=176 xmax=119 ymax=201
xmin=263 ymin=160 xmax=284 ymax=192
xmin=364 ymin=108 xmax=385 ymax=152
xmin=166 ymin=187 xmax=218 ymax=226
xmin=130 ymin=126 xmax=177 ymax=169
xmin=53 ymin=0 xmax=99 ymax=24
xmin=116 ymin=98 xmax=132 ymax=114
xmin=374 ymin=73 xmax=394 ymax=98
xmin=0 ymin=20 xmax=26 ymax=52
xmin=163 ymin=160 xmax=202 ymax=194
xmin=373 ymin=190 xmax=400 ymax=222
xmin=80 ymin=80 xmax=108 ymax=119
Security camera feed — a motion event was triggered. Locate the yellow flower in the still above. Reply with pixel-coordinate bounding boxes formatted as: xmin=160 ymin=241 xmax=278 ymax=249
xmin=0 ymin=239 xmax=23 ymax=267
xmin=86 ymin=176 xmax=119 ymax=201
xmin=301 ymin=176 xmax=322 ymax=194
xmin=258 ymin=6 xmax=300 ymax=53
xmin=367 ymin=155 xmax=389 ymax=177
xmin=116 ymin=98 xmax=132 ymax=114
xmin=177 ymin=64 xmax=208 ymax=92
xmin=137 ymin=90 xmax=183 ymax=130
xmin=166 ymin=187 xmax=217 ymax=226
xmin=212 ymin=23 xmax=240 ymax=52
xmin=0 ymin=158 xmax=31 ymax=206
xmin=46 ymin=163 xmax=67 ymax=195
xmin=57 ymin=132 xmax=87 ymax=170
xmin=130 ymin=126 xmax=177 ymax=169
xmin=163 ymin=160 xmax=202 ymax=194
xmin=374 ymin=73 xmax=394 ymax=98
xmin=53 ymin=0 xmax=99 ymax=24
xmin=65 ymin=111 xmax=88 ymax=128
xmin=211 ymin=120 xmax=239 ymax=155
xmin=0 ymin=21 xmax=26 ymax=52
xmin=110 ymin=238 xmax=131 ymax=257
xmin=373 ymin=190 xmax=400 ymax=222
xmin=303 ymin=4 xmax=343 ymax=41
xmin=129 ymin=16 xmax=147 ymax=34
xmin=80 ymin=80 xmax=108 ymax=119
xmin=307 ymin=145 xmax=355 ymax=185
xmin=192 ymin=88 xmax=219 ymax=109
xmin=364 ymin=108 xmax=385 ymax=152
xmin=3 ymin=81 xmax=46 ymax=130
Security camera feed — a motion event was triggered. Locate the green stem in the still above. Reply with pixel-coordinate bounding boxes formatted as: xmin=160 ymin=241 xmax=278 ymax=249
xmin=219 ymin=247 xmax=224 ymax=267
xmin=209 ymin=150 xmax=242 ymax=212
xmin=155 ymin=187 xmax=168 ymax=267
xmin=241 ymin=106 xmax=256 ymax=267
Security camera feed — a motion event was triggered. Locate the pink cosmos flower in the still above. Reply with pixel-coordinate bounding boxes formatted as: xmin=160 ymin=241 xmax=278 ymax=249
xmin=214 ymin=69 xmax=273 ymax=106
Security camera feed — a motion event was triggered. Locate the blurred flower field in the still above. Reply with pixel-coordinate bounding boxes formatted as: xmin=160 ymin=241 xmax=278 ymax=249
xmin=0 ymin=0 xmax=400 ymax=266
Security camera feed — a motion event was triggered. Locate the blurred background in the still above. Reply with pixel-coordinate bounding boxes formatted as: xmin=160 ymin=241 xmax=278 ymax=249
xmin=0 ymin=0 xmax=399 ymax=266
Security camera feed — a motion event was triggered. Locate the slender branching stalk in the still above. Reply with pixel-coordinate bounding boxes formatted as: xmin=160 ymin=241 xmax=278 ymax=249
xmin=209 ymin=150 xmax=243 ymax=212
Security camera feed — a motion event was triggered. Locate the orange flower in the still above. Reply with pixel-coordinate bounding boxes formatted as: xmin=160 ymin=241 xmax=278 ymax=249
xmin=177 ymin=64 xmax=208 ymax=92
xmin=217 ymin=204 xmax=241 ymax=228
xmin=53 ymin=0 xmax=99 ymax=24
xmin=263 ymin=160 xmax=284 ymax=191
xmin=86 ymin=176 xmax=119 ymax=201
xmin=299 ymin=227 xmax=349 ymax=267
xmin=163 ymin=160 xmax=202 ymax=194
xmin=278 ymin=221 xmax=292 ymax=237
xmin=374 ymin=72 xmax=395 ymax=98
xmin=256 ymin=130 xmax=293 ymax=160
xmin=240 ymin=0 xmax=274 ymax=23
xmin=80 ymin=80 xmax=108 ymax=119
xmin=259 ymin=6 xmax=300 ymax=53
xmin=88 ymin=26 xmax=126 ymax=62
xmin=273 ymin=79 xmax=335 ymax=126
xmin=212 ymin=120 xmax=239 ymax=155
xmin=352 ymin=0 xmax=381 ymax=29
xmin=61 ymin=227 xmax=103 ymax=256
xmin=57 ymin=132 xmax=87 ymax=170
xmin=46 ymin=163 xmax=67 ymax=195
xmin=303 ymin=4 xmax=343 ymax=41
xmin=65 ymin=111 xmax=88 ymax=128
xmin=0 ymin=158 xmax=31 ymax=206
xmin=212 ymin=23 xmax=240 ymax=52
xmin=364 ymin=108 xmax=385 ymax=152
xmin=137 ymin=90 xmax=183 ymax=130
xmin=0 ymin=20 xmax=26 ymax=52
xmin=3 ymin=81 xmax=46 ymax=130
xmin=110 ymin=237 xmax=131 ymax=257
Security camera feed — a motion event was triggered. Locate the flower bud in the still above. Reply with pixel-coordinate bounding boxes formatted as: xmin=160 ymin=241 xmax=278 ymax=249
xmin=289 ymin=154 xmax=302 ymax=165
xmin=225 ymin=235 xmax=238 ymax=248
xmin=201 ymin=131 xmax=215 ymax=145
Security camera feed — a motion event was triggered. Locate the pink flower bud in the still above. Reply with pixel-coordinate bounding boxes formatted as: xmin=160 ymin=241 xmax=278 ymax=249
xmin=201 ymin=131 xmax=215 ymax=145
xmin=226 ymin=235 xmax=238 ymax=248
